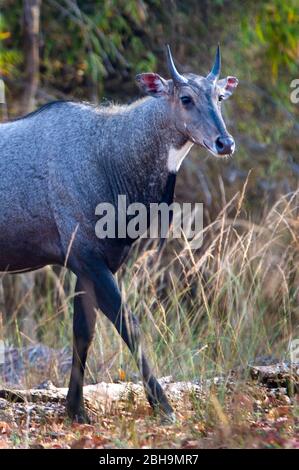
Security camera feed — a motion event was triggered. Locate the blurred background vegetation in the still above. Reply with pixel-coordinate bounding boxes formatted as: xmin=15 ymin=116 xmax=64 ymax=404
xmin=0 ymin=0 xmax=299 ymax=386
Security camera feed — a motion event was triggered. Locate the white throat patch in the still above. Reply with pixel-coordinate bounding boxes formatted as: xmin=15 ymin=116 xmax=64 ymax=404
xmin=167 ymin=141 xmax=194 ymax=173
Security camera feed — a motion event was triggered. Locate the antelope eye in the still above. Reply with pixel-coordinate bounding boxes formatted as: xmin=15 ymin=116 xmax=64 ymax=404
xmin=219 ymin=94 xmax=224 ymax=102
xmin=180 ymin=96 xmax=193 ymax=106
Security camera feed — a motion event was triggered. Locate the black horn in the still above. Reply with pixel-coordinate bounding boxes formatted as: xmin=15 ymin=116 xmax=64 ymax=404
xmin=207 ymin=44 xmax=221 ymax=82
xmin=166 ymin=44 xmax=188 ymax=86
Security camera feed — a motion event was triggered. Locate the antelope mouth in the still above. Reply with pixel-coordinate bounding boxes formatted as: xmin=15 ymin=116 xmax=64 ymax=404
xmin=203 ymin=140 xmax=218 ymax=156
xmin=203 ymin=140 xmax=233 ymax=158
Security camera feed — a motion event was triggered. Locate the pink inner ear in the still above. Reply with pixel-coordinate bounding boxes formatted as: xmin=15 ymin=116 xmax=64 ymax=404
xmin=143 ymin=74 xmax=160 ymax=92
xmin=226 ymin=76 xmax=238 ymax=88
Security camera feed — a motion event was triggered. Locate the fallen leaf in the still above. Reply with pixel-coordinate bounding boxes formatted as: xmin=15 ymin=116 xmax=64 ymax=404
xmin=0 ymin=422 xmax=11 ymax=435
xmin=0 ymin=438 xmax=10 ymax=449
xmin=71 ymin=436 xmax=93 ymax=449
xmin=182 ymin=439 xmax=200 ymax=449
xmin=118 ymin=368 xmax=126 ymax=381
xmin=71 ymin=423 xmax=95 ymax=432
xmin=268 ymin=406 xmax=292 ymax=420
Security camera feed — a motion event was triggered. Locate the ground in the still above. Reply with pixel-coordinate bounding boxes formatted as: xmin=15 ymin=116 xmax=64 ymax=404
xmin=0 ymin=363 xmax=298 ymax=449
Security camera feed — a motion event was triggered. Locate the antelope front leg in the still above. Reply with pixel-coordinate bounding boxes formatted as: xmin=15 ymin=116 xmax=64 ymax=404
xmin=79 ymin=260 xmax=175 ymax=421
xmin=66 ymin=277 xmax=97 ymax=423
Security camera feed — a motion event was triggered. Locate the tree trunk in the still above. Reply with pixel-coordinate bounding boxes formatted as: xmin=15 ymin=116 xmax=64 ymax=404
xmin=21 ymin=0 xmax=42 ymax=114
xmin=0 ymin=78 xmax=8 ymax=121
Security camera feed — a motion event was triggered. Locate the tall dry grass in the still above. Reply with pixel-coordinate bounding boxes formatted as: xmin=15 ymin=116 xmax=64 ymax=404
xmin=1 ymin=185 xmax=299 ymax=388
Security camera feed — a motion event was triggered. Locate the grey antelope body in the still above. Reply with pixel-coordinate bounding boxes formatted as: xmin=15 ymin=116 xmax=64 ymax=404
xmin=0 ymin=46 xmax=238 ymax=422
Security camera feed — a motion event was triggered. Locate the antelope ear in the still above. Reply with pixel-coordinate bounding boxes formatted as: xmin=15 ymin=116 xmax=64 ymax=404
xmin=136 ymin=73 xmax=170 ymax=97
xmin=217 ymin=76 xmax=238 ymax=100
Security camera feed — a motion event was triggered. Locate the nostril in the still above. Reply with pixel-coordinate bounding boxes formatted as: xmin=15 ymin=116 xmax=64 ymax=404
xmin=215 ymin=137 xmax=225 ymax=151
xmin=215 ymin=136 xmax=235 ymax=155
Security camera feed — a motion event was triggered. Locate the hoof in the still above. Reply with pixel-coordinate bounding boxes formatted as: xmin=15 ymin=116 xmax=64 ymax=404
xmin=151 ymin=403 xmax=176 ymax=425
xmin=146 ymin=390 xmax=175 ymax=424
xmin=160 ymin=411 xmax=176 ymax=425
xmin=66 ymin=407 xmax=91 ymax=424
xmin=73 ymin=413 xmax=91 ymax=424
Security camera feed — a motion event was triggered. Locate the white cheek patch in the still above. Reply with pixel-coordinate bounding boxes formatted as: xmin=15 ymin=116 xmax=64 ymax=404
xmin=167 ymin=141 xmax=193 ymax=173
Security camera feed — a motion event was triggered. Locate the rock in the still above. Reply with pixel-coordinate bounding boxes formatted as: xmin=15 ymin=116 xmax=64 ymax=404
xmin=249 ymin=361 xmax=299 ymax=394
xmin=36 ymin=380 xmax=57 ymax=390
xmin=0 ymin=405 xmax=15 ymax=424
xmin=0 ymin=344 xmax=72 ymax=386
xmin=0 ymin=398 xmax=8 ymax=410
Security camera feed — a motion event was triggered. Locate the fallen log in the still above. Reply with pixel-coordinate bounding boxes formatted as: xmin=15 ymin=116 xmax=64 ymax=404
xmin=0 ymin=361 xmax=298 ymax=424
xmin=0 ymin=376 xmax=203 ymax=406
xmin=0 ymin=377 xmax=205 ymax=423
xmin=249 ymin=361 xmax=299 ymax=394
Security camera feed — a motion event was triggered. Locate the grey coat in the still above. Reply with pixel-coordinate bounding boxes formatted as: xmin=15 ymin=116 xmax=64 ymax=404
xmin=0 ymin=98 xmax=182 ymax=273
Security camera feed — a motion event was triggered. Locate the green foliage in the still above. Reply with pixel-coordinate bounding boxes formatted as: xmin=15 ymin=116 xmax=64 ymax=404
xmin=2 ymin=0 xmax=298 ymax=100
xmin=243 ymin=0 xmax=299 ymax=81
xmin=0 ymin=11 xmax=22 ymax=78
xmin=40 ymin=0 xmax=160 ymax=98
xmin=0 ymin=0 xmax=161 ymax=98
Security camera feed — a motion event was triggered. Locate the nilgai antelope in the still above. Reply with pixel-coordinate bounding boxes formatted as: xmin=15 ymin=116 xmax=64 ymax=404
xmin=0 ymin=46 xmax=238 ymax=423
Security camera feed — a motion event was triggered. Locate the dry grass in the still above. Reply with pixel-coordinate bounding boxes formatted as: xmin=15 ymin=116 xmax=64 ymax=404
xmin=115 ymin=186 xmax=299 ymax=383
xmin=1 ymin=185 xmax=299 ymax=447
